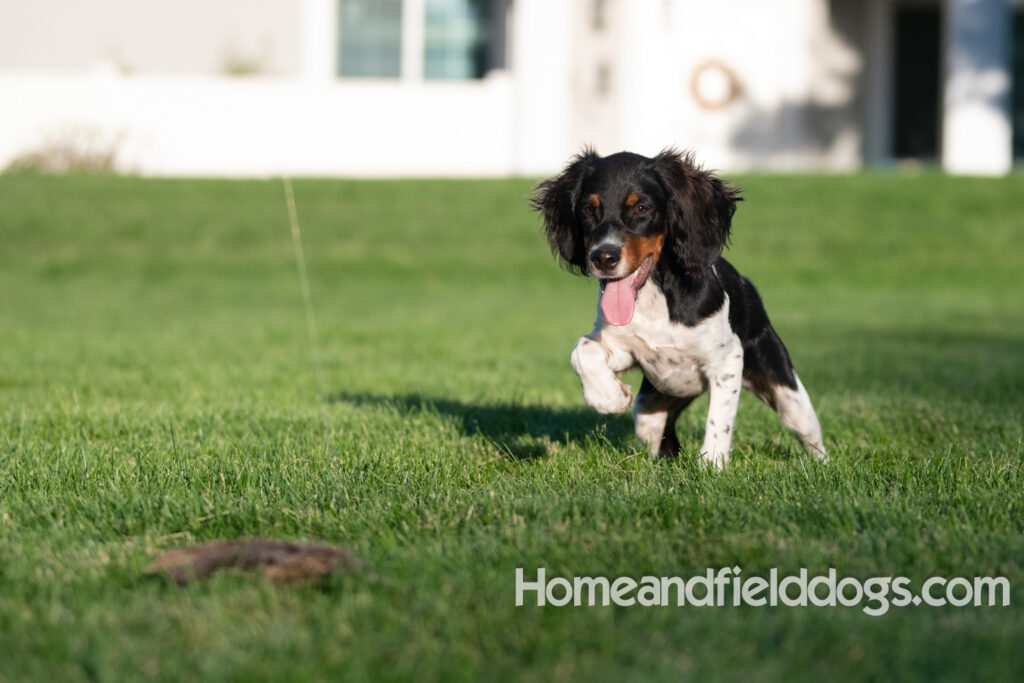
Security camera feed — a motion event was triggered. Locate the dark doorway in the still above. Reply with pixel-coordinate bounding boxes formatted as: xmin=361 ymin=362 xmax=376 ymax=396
xmin=892 ymin=4 xmax=942 ymax=159
xmin=1013 ymin=12 xmax=1024 ymax=160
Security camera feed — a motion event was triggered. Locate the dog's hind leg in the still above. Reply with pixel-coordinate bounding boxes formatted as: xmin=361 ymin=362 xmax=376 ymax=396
xmin=740 ymin=321 xmax=827 ymax=461
xmin=633 ymin=377 xmax=695 ymax=458
xmin=745 ymin=372 xmax=827 ymax=461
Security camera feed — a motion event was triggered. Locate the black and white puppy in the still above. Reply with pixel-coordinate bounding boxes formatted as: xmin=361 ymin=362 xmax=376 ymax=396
xmin=533 ymin=149 xmax=826 ymax=467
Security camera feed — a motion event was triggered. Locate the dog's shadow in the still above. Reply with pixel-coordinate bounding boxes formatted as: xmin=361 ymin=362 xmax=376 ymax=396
xmin=326 ymin=391 xmax=636 ymax=460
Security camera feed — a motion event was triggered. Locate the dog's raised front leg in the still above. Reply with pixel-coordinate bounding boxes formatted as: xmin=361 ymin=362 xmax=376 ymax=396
xmin=570 ymin=336 xmax=635 ymax=414
xmin=700 ymin=335 xmax=744 ymax=469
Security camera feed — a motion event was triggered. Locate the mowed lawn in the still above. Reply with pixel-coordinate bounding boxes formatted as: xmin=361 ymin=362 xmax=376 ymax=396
xmin=0 ymin=171 xmax=1022 ymax=681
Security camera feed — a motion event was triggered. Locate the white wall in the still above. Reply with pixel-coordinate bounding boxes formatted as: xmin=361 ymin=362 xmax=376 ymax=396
xmin=0 ymin=71 xmax=518 ymax=177
xmin=510 ymin=0 xmax=574 ymax=175
xmin=0 ymin=0 xmax=301 ymax=77
xmin=565 ymin=0 xmax=864 ymax=171
xmin=942 ymin=0 xmax=1013 ymax=176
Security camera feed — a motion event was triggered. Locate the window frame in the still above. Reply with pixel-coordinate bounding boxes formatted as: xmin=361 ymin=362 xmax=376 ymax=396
xmin=336 ymin=0 xmax=505 ymax=81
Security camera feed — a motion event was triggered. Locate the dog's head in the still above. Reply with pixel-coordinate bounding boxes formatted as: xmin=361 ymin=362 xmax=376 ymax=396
xmin=532 ymin=149 xmax=741 ymax=305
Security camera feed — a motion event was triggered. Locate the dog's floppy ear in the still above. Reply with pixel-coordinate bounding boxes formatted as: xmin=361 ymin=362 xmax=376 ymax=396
xmin=653 ymin=149 xmax=741 ymax=275
xmin=531 ymin=148 xmax=599 ymax=274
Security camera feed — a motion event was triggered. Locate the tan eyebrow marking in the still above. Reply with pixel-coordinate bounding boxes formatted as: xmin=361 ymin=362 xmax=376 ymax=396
xmin=625 ymin=193 xmax=640 ymax=207
xmin=588 ymin=194 xmax=601 ymax=207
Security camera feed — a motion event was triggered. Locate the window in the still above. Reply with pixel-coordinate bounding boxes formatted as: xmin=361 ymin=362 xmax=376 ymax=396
xmin=338 ymin=0 xmax=403 ymax=78
xmin=424 ymin=0 xmax=493 ymax=80
xmin=337 ymin=0 xmax=504 ymax=80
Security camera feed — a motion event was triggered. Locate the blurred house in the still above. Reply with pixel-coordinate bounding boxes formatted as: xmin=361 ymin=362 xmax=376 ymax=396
xmin=0 ymin=0 xmax=1020 ymax=176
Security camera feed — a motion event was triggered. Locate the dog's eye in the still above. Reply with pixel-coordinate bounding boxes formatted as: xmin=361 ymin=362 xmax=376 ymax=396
xmin=583 ymin=205 xmax=595 ymax=217
xmin=635 ymin=205 xmax=649 ymax=216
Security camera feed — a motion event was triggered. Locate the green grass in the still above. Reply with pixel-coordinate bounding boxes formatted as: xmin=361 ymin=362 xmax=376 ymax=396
xmin=0 ymin=171 xmax=1022 ymax=681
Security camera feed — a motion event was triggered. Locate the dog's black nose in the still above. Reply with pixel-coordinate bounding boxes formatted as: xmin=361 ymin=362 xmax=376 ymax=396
xmin=590 ymin=248 xmax=621 ymax=272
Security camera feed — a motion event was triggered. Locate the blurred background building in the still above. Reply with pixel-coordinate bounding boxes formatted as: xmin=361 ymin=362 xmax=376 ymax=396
xmin=0 ymin=0 xmax=1021 ymax=176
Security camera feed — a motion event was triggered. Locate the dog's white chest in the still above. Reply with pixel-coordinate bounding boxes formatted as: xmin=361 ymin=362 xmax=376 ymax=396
xmin=596 ymin=283 xmax=734 ymax=397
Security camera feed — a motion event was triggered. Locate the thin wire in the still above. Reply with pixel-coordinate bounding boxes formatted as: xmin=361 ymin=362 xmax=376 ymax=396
xmin=283 ymin=177 xmax=326 ymax=394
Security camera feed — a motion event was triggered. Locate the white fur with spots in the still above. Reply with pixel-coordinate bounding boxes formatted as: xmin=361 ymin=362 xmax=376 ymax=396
xmin=571 ymin=279 xmax=825 ymax=467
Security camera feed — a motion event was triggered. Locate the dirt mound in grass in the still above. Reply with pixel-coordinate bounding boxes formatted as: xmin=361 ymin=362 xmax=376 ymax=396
xmin=148 ymin=538 xmax=362 ymax=584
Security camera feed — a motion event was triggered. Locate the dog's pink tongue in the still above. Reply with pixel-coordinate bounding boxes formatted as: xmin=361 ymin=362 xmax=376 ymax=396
xmin=601 ymin=274 xmax=639 ymax=326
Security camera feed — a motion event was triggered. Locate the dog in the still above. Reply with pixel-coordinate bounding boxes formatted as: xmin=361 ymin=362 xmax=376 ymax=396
xmin=533 ymin=148 xmax=826 ymax=468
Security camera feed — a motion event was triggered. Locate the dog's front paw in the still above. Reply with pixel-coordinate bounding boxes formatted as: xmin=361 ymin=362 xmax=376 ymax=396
xmin=571 ymin=336 xmax=635 ymax=414
xmin=699 ymin=448 xmax=728 ymax=470
xmin=582 ymin=377 xmax=634 ymax=414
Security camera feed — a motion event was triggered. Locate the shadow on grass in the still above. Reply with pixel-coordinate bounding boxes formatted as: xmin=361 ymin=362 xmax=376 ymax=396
xmin=799 ymin=327 xmax=1023 ymax=408
xmin=326 ymin=392 xmax=635 ymax=460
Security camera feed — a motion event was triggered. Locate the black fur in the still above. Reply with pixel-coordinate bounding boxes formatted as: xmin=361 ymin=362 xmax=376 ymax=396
xmin=530 ymin=148 xmax=599 ymax=274
xmin=653 ymin=149 xmax=740 ymax=275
